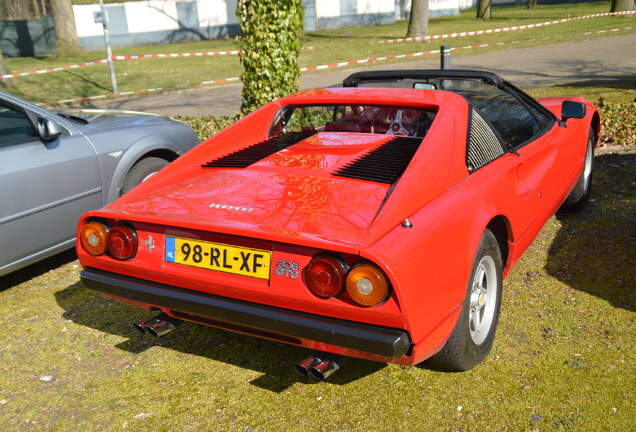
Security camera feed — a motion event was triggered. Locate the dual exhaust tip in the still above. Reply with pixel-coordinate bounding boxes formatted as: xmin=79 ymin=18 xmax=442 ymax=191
xmin=134 ymin=314 xmax=344 ymax=380
xmin=295 ymin=352 xmax=344 ymax=381
xmin=133 ymin=312 xmax=181 ymax=337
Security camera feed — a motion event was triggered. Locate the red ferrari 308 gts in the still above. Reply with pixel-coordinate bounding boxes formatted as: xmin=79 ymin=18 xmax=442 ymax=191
xmin=77 ymin=70 xmax=600 ymax=380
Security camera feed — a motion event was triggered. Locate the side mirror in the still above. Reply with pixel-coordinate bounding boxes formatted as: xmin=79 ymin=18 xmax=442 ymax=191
xmin=36 ymin=117 xmax=62 ymax=141
xmin=561 ymin=100 xmax=586 ymax=120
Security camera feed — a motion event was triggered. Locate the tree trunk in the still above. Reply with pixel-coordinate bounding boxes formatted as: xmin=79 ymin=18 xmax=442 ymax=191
xmin=476 ymin=0 xmax=491 ymax=18
xmin=611 ymin=0 xmax=634 ymax=12
xmin=406 ymin=0 xmax=429 ymax=38
xmin=50 ymin=0 xmax=83 ymax=56
xmin=31 ymin=0 xmax=41 ymax=18
xmin=527 ymin=0 xmax=538 ymax=9
xmin=0 ymin=48 xmax=12 ymax=88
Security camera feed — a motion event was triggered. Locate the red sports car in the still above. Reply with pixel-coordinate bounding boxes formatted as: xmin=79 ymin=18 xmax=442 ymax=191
xmin=77 ymin=70 xmax=600 ymax=380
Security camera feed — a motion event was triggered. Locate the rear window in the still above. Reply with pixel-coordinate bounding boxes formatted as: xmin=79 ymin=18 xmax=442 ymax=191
xmin=355 ymin=77 xmax=553 ymax=149
xmin=269 ymin=105 xmax=437 ymax=138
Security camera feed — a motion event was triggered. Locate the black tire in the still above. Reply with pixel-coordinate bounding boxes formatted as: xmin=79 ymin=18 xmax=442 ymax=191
xmin=427 ymin=229 xmax=503 ymax=371
xmin=121 ymin=157 xmax=169 ymax=195
xmin=560 ymin=128 xmax=594 ymax=213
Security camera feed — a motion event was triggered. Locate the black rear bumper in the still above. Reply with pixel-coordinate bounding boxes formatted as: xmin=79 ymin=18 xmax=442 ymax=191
xmin=80 ymin=268 xmax=411 ymax=359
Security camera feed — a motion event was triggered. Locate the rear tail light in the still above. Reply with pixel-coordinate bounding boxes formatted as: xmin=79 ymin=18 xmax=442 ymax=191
xmin=346 ymin=263 xmax=390 ymax=307
xmin=304 ymin=256 xmax=347 ymax=299
xmin=107 ymin=225 xmax=138 ymax=260
xmin=80 ymin=221 xmax=109 ymax=256
xmin=304 ymin=255 xmax=391 ymax=307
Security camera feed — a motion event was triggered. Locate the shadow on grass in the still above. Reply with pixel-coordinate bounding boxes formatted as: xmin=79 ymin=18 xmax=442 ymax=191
xmin=546 ymin=151 xmax=636 ymax=312
xmin=0 ymin=249 xmax=77 ymax=292
xmin=49 ymin=153 xmax=634 ymax=391
xmin=54 ymin=281 xmax=385 ymax=392
xmin=552 ymin=78 xmax=636 ymax=92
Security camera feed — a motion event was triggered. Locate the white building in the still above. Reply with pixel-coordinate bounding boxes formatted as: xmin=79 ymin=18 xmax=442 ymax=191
xmin=73 ymin=0 xmax=474 ymax=51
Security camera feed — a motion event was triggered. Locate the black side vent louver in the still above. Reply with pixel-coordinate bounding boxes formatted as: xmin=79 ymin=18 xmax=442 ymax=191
xmin=332 ymin=136 xmax=423 ymax=184
xmin=467 ymin=108 xmax=505 ymax=172
xmin=202 ymin=131 xmax=317 ymax=168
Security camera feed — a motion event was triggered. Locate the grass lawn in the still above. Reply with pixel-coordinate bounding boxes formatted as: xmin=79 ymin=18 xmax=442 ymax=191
xmin=0 ymin=145 xmax=633 ymax=431
xmin=2 ymin=1 xmax=635 ymax=103
xmin=528 ymin=81 xmax=636 ymax=105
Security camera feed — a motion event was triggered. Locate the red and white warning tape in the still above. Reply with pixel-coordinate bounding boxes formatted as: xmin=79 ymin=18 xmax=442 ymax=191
xmin=113 ymin=50 xmax=240 ymax=60
xmin=40 ymin=25 xmax=632 ymax=106
xmin=306 ymin=26 xmax=633 ymax=71
xmin=0 ymin=50 xmax=243 ymax=80
xmin=40 ymin=76 xmax=240 ymax=105
xmin=1 ymin=47 xmax=322 ymax=80
xmin=111 ymin=46 xmax=321 ymax=61
xmin=0 ymin=59 xmax=110 ymax=80
xmin=4 ymin=11 xmax=633 ymax=81
xmin=373 ymin=18 xmax=571 ymax=44
xmin=371 ymin=10 xmax=635 ymax=44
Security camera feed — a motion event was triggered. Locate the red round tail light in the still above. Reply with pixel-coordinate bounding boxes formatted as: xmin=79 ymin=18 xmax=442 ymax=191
xmin=80 ymin=221 xmax=109 ymax=256
xmin=304 ymin=256 xmax=347 ymax=299
xmin=346 ymin=263 xmax=391 ymax=307
xmin=107 ymin=225 xmax=138 ymax=260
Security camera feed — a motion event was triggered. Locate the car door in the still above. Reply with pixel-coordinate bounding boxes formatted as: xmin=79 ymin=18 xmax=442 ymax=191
xmin=468 ymin=88 xmax=557 ymax=235
xmin=0 ymin=99 xmax=102 ymax=274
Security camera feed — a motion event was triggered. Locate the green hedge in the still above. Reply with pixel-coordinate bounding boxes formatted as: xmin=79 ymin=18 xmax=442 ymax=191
xmin=176 ymin=115 xmax=237 ymax=141
xmin=180 ymin=100 xmax=636 ymax=147
xmin=598 ymin=99 xmax=636 ymax=147
xmin=236 ymin=0 xmax=303 ymax=115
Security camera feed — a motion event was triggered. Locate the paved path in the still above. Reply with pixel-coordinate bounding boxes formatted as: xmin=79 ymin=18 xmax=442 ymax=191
xmin=74 ymin=33 xmax=636 ymax=117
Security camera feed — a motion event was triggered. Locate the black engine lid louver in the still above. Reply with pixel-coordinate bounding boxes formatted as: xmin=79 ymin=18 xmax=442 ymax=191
xmin=202 ymin=131 xmax=317 ymax=168
xmin=332 ymin=136 xmax=423 ymax=184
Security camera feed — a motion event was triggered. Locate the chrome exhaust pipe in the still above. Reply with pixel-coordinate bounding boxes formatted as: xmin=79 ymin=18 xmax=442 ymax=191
xmin=294 ymin=352 xmax=344 ymax=380
xmin=294 ymin=352 xmax=326 ymax=377
xmin=133 ymin=313 xmax=181 ymax=337
xmin=309 ymin=354 xmax=343 ymax=381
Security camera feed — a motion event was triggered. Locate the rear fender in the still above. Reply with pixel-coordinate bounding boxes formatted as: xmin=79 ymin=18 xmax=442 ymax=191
xmin=363 ymin=194 xmax=498 ymax=361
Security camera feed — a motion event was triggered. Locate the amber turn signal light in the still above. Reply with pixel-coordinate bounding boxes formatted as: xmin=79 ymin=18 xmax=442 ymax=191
xmin=346 ymin=263 xmax=390 ymax=307
xmin=80 ymin=221 xmax=109 ymax=256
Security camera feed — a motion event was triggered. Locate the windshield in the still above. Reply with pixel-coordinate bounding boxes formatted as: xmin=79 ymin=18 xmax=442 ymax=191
xmin=269 ymin=105 xmax=436 ymax=138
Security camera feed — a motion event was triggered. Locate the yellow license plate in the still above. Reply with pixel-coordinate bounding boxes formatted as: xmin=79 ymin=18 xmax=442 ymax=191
xmin=165 ymin=236 xmax=271 ymax=280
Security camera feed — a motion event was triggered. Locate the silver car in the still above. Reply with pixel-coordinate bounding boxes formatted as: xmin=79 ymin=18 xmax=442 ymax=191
xmin=0 ymin=90 xmax=200 ymax=276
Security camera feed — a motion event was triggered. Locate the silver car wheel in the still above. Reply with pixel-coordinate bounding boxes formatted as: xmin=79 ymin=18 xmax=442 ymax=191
xmin=581 ymin=134 xmax=593 ymax=195
xmin=142 ymin=171 xmax=158 ymax=182
xmin=121 ymin=157 xmax=170 ymax=195
xmin=469 ymin=255 xmax=498 ymax=345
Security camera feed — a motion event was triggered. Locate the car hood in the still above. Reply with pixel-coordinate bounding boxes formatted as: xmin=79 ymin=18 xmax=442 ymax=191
xmin=57 ymin=109 xmax=174 ymax=130
xmin=111 ymin=132 xmax=399 ymax=246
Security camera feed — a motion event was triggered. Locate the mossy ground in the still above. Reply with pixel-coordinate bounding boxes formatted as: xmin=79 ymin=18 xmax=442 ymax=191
xmin=1 ymin=146 xmax=633 ymax=431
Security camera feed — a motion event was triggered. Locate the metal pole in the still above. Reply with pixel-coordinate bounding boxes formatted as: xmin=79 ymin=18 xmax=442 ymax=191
xmin=440 ymin=45 xmax=451 ymax=70
xmin=98 ymin=0 xmax=117 ymax=93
